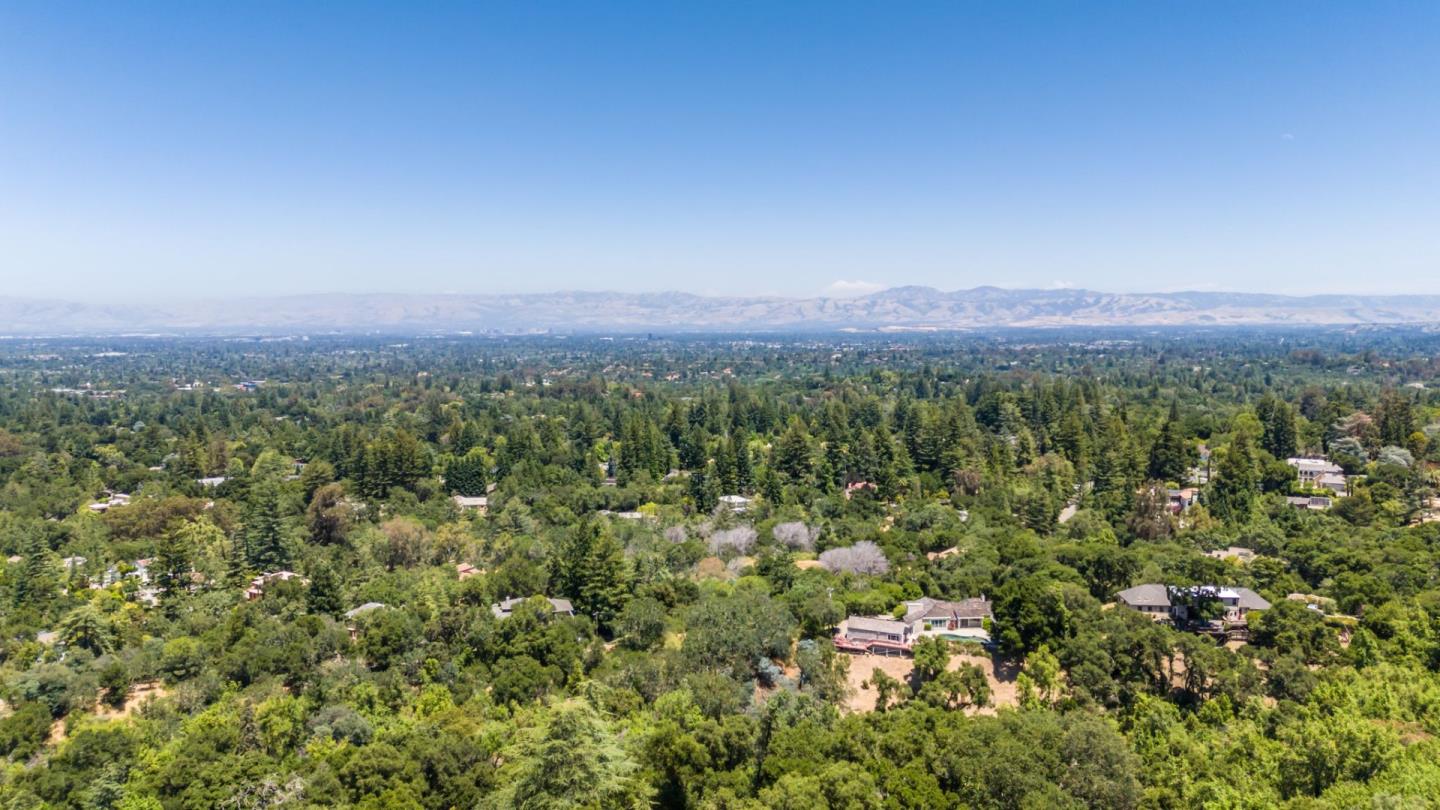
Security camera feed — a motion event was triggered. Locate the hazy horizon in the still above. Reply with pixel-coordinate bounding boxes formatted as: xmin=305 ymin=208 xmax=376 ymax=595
xmin=16 ymin=283 xmax=1440 ymax=308
xmin=5 ymin=2 xmax=1440 ymax=300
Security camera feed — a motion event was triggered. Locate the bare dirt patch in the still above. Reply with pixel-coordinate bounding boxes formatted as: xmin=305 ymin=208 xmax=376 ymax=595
xmin=47 ymin=681 xmax=171 ymax=745
xmin=95 ymin=680 xmax=169 ymax=720
xmin=843 ymin=651 xmax=1018 ymax=715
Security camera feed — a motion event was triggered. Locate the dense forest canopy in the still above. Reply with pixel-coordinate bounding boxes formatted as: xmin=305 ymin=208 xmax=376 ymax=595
xmin=2 ymin=326 xmax=1440 ymax=809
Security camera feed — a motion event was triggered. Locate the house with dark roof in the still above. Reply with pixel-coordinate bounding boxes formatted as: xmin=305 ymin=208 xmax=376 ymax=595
xmin=835 ymin=614 xmax=914 ymax=656
xmin=837 ymin=595 xmax=994 ymax=654
xmin=1286 ymin=495 xmax=1333 ymax=511
xmin=1116 ymin=583 xmax=1271 ymax=629
xmin=490 ymin=596 xmax=575 ymax=619
xmin=901 ymin=597 xmax=993 ymax=642
xmin=843 ymin=616 xmax=910 ymax=644
xmin=1115 ymin=584 xmax=1173 ymax=619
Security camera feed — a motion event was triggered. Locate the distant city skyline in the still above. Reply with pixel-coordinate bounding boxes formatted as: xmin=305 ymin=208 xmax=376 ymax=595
xmin=4 ymin=2 xmax=1440 ymax=301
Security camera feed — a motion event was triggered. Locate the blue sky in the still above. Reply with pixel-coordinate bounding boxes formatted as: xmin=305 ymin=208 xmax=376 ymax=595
xmin=3 ymin=1 xmax=1439 ymax=300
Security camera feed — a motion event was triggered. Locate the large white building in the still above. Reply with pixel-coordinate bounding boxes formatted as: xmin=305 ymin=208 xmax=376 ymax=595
xmin=1286 ymin=457 xmax=1347 ymax=494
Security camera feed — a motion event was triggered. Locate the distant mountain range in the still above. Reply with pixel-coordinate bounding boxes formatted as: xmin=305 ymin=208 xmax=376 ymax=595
xmin=5 ymin=286 xmax=1440 ymax=334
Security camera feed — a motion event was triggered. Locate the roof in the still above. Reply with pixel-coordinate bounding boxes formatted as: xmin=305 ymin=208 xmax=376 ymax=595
xmin=1287 ymin=457 xmax=1343 ymax=474
xmin=491 ymin=596 xmax=575 ymax=618
xmin=846 ymin=616 xmax=909 ymax=635
xmin=1231 ymin=587 xmax=1271 ymax=611
xmin=452 ymin=495 xmax=488 ymax=508
xmin=1172 ymin=584 xmax=1272 ymax=612
xmin=902 ymin=596 xmax=992 ymax=623
xmin=1116 ymin=584 xmax=1171 ymax=607
xmin=344 ymin=602 xmax=386 ymax=619
xmin=248 ymin=570 xmax=307 ymax=589
xmin=1205 ymin=546 xmax=1256 ymax=561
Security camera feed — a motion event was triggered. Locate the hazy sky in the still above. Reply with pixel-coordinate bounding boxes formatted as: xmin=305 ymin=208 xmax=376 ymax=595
xmin=3 ymin=2 xmax=1440 ymax=301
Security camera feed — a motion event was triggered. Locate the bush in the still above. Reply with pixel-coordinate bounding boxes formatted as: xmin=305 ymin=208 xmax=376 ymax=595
xmin=99 ymin=658 xmax=130 ymax=709
xmin=616 ymin=596 xmax=667 ymax=651
xmin=309 ymin=704 xmax=374 ymax=745
xmin=160 ymin=637 xmax=206 ymax=683
xmin=0 ymin=701 xmax=53 ymax=759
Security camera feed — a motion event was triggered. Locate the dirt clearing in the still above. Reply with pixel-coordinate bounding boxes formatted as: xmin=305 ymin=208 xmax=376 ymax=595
xmin=843 ymin=651 xmax=1018 ymax=715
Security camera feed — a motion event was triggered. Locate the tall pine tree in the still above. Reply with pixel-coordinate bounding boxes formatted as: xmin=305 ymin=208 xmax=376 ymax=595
xmin=1147 ymin=402 xmax=1194 ymax=483
xmin=1210 ymin=432 xmax=1259 ymax=523
xmin=244 ymin=476 xmax=289 ymax=571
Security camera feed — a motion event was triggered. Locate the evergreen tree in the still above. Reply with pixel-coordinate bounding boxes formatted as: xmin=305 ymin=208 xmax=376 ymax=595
xmin=1256 ymin=394 xmax=1299 ymax=458
xmin=714 ymin=437 xmax=738 ymax=492
xmin=453 ymin=420 xmax=484 ymax=455
xmin=443 ymin=447 xmax=490 ymax=496
xmin=1210 ymin=432 xmax=1259 ymax=523
xmin=552 ymin=520 xmax=629 ymax=632
xmin=870 ymin=426 xmax=904 ymax=498
xmin=226 ymin=535 xmax=252 ymax=587
xmin=689 ymin=462 xmax=720 ymax=513
xmin=733 ymin=432 xmax=754 ymax=492
xmin=1091 ymin=416 xmax=1136 ymax=521
xmin=244 ymin=476 xmax=289 ymax=571
xmin=306 ymin=560 xmax=343 ymax=617
xmin=491 ymin=700 xmax=651 ymax=809
xmin=13 ymin=534 xmax=56 ymax=612
xmin=155 ymin=520 xmax=203 ymax=615
xmin=1052 ymin=409 xmax=1088 ymax=471
xmin=1147 ymin=402 xmax=1193 ymax=483
xmin=773 ymin=417 xmax=814 ymax=484
xmin=758 ymin=466 xmax=784 ymax=505
xmin=59 ymin=603 xmax=114 ymax=655
xmin=580 ymin=530 xmax=629 ymax=632
xmin=618 ymin=415 xmax=669 ymax=482
xmin=1376 ymin=389 xmax=1414 ymax=446
xmin=677 ymin=426 xmax=707 ymax=471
